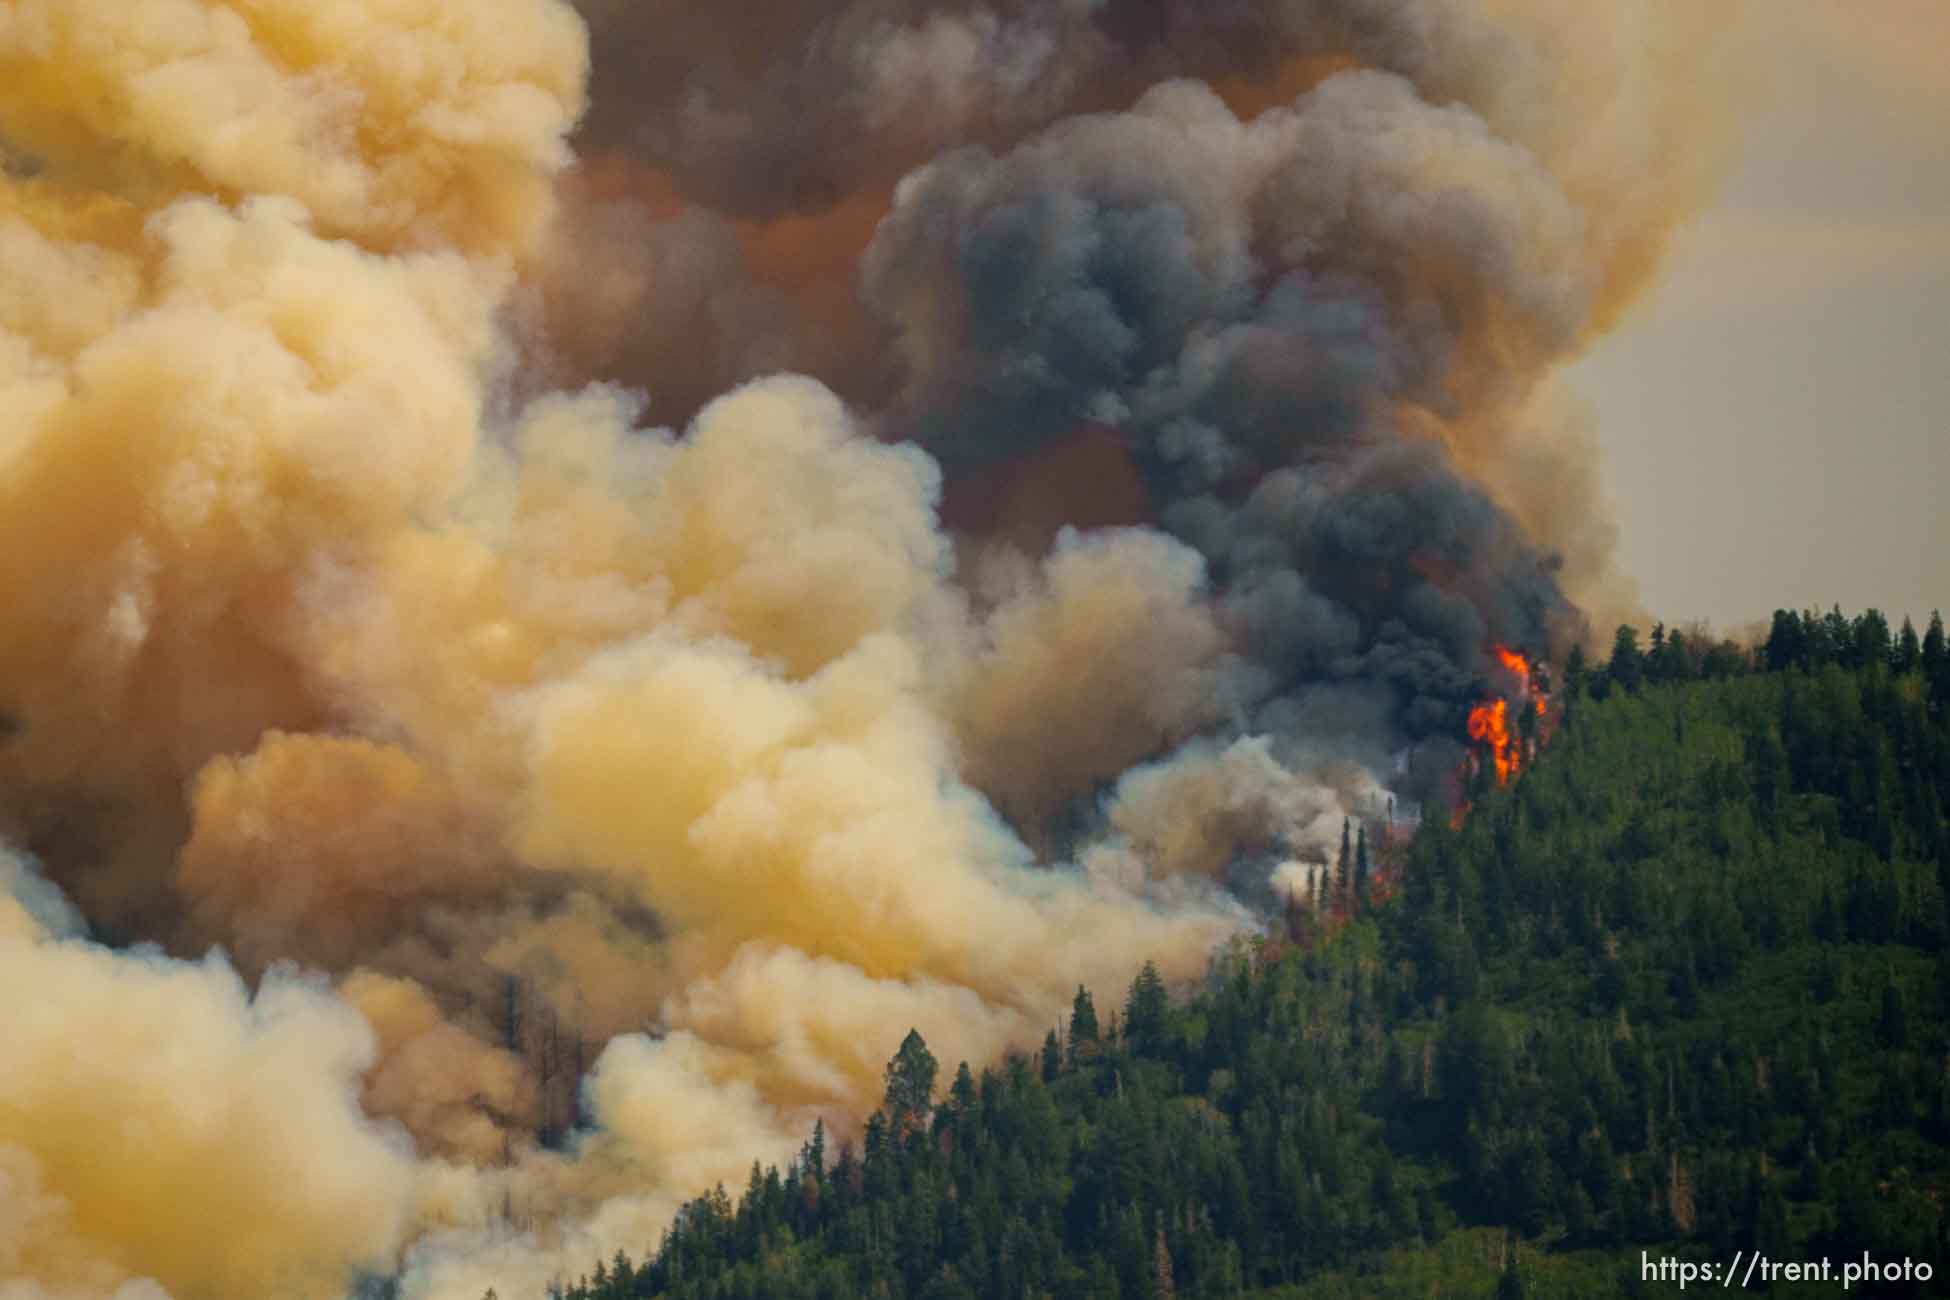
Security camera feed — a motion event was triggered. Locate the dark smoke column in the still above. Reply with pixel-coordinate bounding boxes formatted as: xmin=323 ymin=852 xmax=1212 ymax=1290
xmin=554 ymin=0 xmax=1727 ymax=835
xmin=864 ymin=74 xmax=1584 ymax=808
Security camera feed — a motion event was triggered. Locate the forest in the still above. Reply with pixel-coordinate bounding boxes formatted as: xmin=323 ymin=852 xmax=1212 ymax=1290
xmin=495 ymin=608 xmax=1950 ymax=1299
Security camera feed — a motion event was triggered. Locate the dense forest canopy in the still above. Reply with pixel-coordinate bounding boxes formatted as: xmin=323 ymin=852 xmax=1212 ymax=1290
xmin=524 ymin=608 xmax=1950 ymax=1299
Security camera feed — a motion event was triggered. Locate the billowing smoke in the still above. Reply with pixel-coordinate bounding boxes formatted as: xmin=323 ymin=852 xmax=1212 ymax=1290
xmin=0 ymin=852 xmax=419 ymax=1299
xmin=0 ymin=1 xmax=1728 ymax=1296
xmin=546 ymin=0 xmax=1728 ymax=785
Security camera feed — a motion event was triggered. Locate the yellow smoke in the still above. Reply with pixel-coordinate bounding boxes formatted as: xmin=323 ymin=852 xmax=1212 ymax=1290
xmin=951 ymin=529 xmax=1231 ymax=837
xmin=0 ymin=0 xmax=585 ymax=256
xmin=0 ymin=892 xmax=416 ymax=1300
xmin=0 ymin=0 xmax=1737 ymax=1295
xmin=0 ymin=4 xmax=1252 ymax=1295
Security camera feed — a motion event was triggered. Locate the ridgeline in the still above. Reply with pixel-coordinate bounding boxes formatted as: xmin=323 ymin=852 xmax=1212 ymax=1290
xmin=533 ymin=610 xmax=1950 ymax=1300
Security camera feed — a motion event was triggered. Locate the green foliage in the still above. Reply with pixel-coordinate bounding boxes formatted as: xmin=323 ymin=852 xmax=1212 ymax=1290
xmin=884 ymin=1029 xmax=940 ymax=1138
xmin=534 ymin=611 xmax=1950 ymax=1300
xmin=1124 ymin=961 xmax=1170 ymax=1057
xmin=1354 ymin=826 xmax=1372 ymax=914
xmin=1070 ymin=985 xmax=1100 ymax=1055
xmin=1608 ymin=625 xmax=1643 ymax=692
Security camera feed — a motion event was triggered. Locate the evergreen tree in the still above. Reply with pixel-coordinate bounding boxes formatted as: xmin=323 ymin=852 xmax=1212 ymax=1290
xmin=948 ymin=1061 xmax=977 ymax=1116
xmin=1702 ymin=637 xmax=1749 ymax=679
xmin=884 ymin=1029 xmax=939 ymax=1138
xmin=1564 ymin=642 xmax=1588 ymax=696
xmin=1355 ymin=823 xmax=1372 ymax=912
xmin=1898 ymin=616 xmax=1923 ymax=673
xmin=1854 ymin=609 xmax=1893 ymax=671
xmin=804 ymin=1117 xmax=826 ymax=1179
xmin=1824 ymin=605 xmax=1856 ymax=667
xmin=1609 ymin=625 xmax=1643 ymax=692
xmin=1068 ymin=986 xmax=1099 ymax=1065
xmin=1926 ymin=611 xmax=1948 ymax=695
xmin=1797 ymin=608 xmax=1827 ymax=666
xmin=1660 ymin=628 xmax=1690 ymax=682
xmin=1124 ymin=961 xmax=1169 ymax=1056
xmin=1337 ymin=816 xmax=1353 ymax=907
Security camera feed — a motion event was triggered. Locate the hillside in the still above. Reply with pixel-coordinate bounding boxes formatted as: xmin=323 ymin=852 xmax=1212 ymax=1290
xmin=534 ymin=612 xmax=1950 ymax=1300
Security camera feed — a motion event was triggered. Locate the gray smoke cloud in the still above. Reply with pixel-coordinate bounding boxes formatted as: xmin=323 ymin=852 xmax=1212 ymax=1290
xmin=0 ymin=1 xmax=1731 ymax=1295
xmin=859 ymin=73 xmax=1585 ymax=807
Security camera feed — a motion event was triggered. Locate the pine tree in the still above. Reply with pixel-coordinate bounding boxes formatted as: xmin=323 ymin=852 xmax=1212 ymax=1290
xmin=832 ymin=1137 xmax=860 ymax=1200
xmin=1662 ymin=627 xmax=1690 ymax=681
xmin=1898 ymin=616 xmax=1923 ymax=673
xmin=1825 ymin=605 xmax=1856 ymax=667
xmin=1762 ymin=611 xmax=1801 ymax=670
xmin=1125 ymin=961 xmax=1169 ymax=1056
xmin=1797 ymin=607 xmax=1825 ymax=665
xmin=1925 ymin=612 xmax=1948 ymax=696
xmin=804 ymin=1117 xmax=827 ymax=1180
xmin=1854 ymin=609 xmax=1892 ymax=670
xmin=1609 ymin=625 xmax=1643 ymax=691
xmin=1354 ymin=823 xmax=1372 ymax=913
xmin=884 ymin=1029 xmax=939 ymax=1139
xmin=949 ymin=1061 xmax=977 ymax=1117
xmin=1337 ymin=817 xmax=1352 ymax=908
xmin=1070 ymin=986 xmax=1099 ymax=1044
xmin=1069 ymin=987 xmax=1100 ymax=1066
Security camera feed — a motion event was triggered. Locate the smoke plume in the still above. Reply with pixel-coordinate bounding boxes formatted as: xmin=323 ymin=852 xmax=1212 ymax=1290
xmin=0 ymin=0 xmax=1729 ymax=1295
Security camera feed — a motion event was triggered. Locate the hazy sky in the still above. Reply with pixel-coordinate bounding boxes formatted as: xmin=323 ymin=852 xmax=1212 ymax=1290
xmin=1571 ymin=0 xmax=1950 ymax=632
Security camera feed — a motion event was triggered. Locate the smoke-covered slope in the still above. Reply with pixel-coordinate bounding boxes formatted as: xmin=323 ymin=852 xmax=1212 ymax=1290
xmin=534 ymin=628 xmax=1950 ymax=1299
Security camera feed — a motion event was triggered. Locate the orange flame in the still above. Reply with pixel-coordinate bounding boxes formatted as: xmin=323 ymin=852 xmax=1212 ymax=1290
xmin=1467 ymin=697 xmax=1516 ymax=784
xmin=1492 ymin=647 xmax=1544 ymax=713
xmin=1464 ymin=644 xmax=1550 ymax=790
